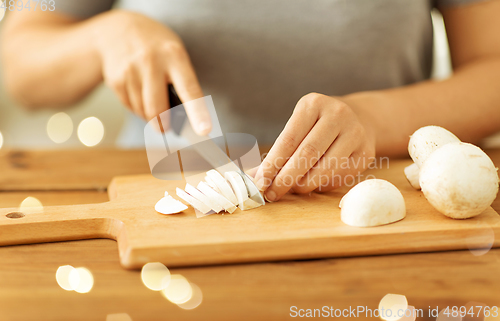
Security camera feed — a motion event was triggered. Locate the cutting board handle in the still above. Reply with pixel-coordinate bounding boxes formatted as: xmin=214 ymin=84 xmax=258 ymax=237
xmin=0 ymin=203 xmax=123 ymax=246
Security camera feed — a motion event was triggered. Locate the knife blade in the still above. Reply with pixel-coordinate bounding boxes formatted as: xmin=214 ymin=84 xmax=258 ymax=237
xmin=168 ymin=85 xmax=265 ymax=205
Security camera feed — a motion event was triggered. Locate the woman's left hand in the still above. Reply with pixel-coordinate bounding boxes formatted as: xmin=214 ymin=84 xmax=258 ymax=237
xmin=253 ymin=93 xmax=376 ymax=202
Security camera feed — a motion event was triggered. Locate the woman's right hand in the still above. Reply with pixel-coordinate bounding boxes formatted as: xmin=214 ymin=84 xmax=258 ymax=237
xmin=94 ymin=10 xmax=211 ymax=135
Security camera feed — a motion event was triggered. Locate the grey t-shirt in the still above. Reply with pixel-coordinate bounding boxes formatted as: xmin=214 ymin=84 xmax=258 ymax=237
xmin=56 ymin=0 xmax=482 ymax=145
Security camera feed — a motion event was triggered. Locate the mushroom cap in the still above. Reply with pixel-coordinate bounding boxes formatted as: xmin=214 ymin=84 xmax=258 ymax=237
xmin=419 ymin=142 xmax=499 ymax=219
xmin=340 ymin=179 xmax=406 ymax=227
xmin=408 ymin=126 xmax=460 ymax=167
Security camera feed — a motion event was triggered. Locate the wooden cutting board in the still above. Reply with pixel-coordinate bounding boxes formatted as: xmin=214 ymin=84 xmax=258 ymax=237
xmin=0 ymin=159 xmax=499 ymax=269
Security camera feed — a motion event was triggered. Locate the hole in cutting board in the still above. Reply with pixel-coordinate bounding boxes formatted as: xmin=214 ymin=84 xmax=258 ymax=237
xmin=6 ymin=212 xmax=25 ymax=219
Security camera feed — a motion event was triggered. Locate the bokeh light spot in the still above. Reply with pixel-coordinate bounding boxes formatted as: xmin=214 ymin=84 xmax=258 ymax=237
xmin=141 ymin=262 xmax=171 ymax=291
xmin=379 ymin=293 xmax=408 ymax=321
xmin=396 ymin=305 xmax=417 ymax=321
xmin=78 ymin=117 xmax=104 ymax=147
xmin=467 ymin=226 xmax=495 ymax=256
xmin=161 ymin=274 xmax=193 ymax=304
xmin=177 ymin=283 xmax=203 ymax=310
xmin=56 ymin=265 xmax=76 ymax=291
xmin=0 ymin=131 xmax=3 ymax=149
xmin=47 ymin=112 xmax=73 ymax=144
xmin=19 ymin=196 xmax=43 ymax=214
xmin=68 ymin=267 xmax=94 ymax=293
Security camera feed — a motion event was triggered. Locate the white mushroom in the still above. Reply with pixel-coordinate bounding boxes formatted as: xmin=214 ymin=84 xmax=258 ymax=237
xmin=206 ymin=170 xmax=239 ymax=205
xmin=176 ymin=188 xmax=212 ymax=215
xmin=224 ymin=171 xmax=262 ymax=210
xmin=174 ymin=170 xmax=264 ymax=216
xmin=239 ymin=198 xmax=262 ymax=211
xmin=155 ymin=192 xmax=188 ymax=215
xmin=408 ymin=126 xmax=460 ymax=167
xmin=204 ymin=175 xmax=221 ymax=194
xmin=419 ymin=142 xmax=499 ymax=219
xmin=404 ymin=163 xmax=421 ymax=190
xmin=340 ymin=179 xmax=406 ymax=227
xmin=241 ymin=173 xmax=266 ymax=205
xmin=185 ymin=183 xmax=223 ymax=213
xmin=197 ymin=181 xmax=237 ymax=214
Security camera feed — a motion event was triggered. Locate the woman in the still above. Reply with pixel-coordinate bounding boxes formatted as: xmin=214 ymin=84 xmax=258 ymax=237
xmin=2 ymin=0 xmax=500 ymax=202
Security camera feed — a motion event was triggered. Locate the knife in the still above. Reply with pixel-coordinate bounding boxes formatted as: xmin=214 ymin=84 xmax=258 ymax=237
xmin=168 ymin=85 xmax=265 ymax=205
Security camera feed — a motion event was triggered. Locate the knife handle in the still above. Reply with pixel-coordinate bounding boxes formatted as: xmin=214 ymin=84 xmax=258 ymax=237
xmin=168 ymin=84 xmax=187 ymax=136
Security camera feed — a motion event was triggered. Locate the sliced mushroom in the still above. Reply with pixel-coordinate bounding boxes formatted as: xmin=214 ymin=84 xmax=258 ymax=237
xmin=206 ymin=170 xmax=238 ymax=205
xmin=197 ymin=181 xmax=237 ymax=214
xmin=224 ymin=171 xmax=248 ymax=206
xmin=241 ymin=173 xmax=266 ymax=205
xmin=176 ymin=188 xmax=212 ymax=214
xmin=239 ymin=198 xmax=262 ymax=210
xmin=224 ymin=171 xmax=264 ymax=210
xmin=155 ymin=192 xmax=188 ymax=215
xmin=204 ymin=175 xmax=221 ymax=194
xmin=185 ymin=183 xmax=223 ymax=213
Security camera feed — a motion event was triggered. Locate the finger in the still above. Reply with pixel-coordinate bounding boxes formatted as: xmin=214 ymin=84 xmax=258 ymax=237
xmin=263 ymin=116 xmax=341 ymax=201
xmin=126 ymin=68 xmax=145 ymax=119
xmin=313 ymin=153 xmax=364 ymax=193
xmin=254 ymin=96 xmax=323 ymax=191
xmin=291 ymin=132 xmax=356 ymax=194
xmin=296 ymin=154 xmax=357 ymax=194
xmin=167 ymin=49 xmax=211 ymax=135
xmin=142 ymin=63 xmax=170 ymax=131
xmin=109 ymin=78 xmax=132 ymax=111
xmin=312 ymin=137 xmax=375 ymax=193
xmin=245 ymin=166 xmax=259 ymax=178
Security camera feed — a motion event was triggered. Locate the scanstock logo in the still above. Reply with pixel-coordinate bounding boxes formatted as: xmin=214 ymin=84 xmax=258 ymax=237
xmin=144 ymin=95 xmax=262 ymax=203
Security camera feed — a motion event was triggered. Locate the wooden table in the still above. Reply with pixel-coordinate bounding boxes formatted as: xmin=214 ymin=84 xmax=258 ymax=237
xmin=0 ymin=149 xmax=499 ymax=321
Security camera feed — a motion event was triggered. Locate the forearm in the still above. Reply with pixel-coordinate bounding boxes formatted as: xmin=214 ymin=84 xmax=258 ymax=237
xmin=1 ymin=11 xmax=105 ymax=108
xmin=343 ymin=57 xmax=500 ymax=157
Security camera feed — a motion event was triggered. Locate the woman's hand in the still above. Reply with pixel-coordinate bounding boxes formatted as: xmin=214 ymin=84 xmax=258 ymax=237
xmin=253 ymin=93 xmax=376 ymax=202
xmin=95 ymin=10 xmax=211 ymax=135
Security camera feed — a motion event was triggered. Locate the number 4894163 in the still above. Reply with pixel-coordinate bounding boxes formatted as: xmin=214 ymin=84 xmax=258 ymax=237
xmin=443 ymin=306 xmax=499 ymax=318
xmin=0 ymin=0 xmax=56 ymax=11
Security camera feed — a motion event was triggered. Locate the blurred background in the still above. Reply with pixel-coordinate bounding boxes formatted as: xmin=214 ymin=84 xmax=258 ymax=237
xmin=0 ymin=9 xmax=498 ymax=150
